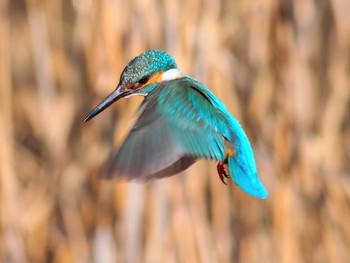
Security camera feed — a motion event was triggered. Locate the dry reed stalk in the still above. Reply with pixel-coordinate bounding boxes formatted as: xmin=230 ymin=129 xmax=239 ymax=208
xmin=0 ymin=2 xmax=27 ymax=262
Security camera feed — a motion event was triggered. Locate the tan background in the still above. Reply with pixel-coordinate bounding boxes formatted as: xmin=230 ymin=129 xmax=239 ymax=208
xmin=0 ymin=0 xmax=349 ymax=262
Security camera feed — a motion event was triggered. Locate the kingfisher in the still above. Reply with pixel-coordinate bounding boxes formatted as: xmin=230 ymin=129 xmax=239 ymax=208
xmin=84 ymin=50 xmax=268 ymax=199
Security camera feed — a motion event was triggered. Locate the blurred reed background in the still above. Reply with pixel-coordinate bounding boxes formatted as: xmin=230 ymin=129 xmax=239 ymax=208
xmin=0 ymin=0 xmax=349 ymax=262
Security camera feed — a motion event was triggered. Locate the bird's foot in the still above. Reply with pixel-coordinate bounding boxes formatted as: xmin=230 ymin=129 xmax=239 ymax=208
xmin=217 ymin=161 xmax=229 ymax=185
xmin=217 ymin=148 xmax=234 ymax=185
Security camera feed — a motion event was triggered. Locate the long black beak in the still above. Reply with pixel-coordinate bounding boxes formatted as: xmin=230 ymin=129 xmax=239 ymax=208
xmin=83 ymin=86 xmax=131 ymax=123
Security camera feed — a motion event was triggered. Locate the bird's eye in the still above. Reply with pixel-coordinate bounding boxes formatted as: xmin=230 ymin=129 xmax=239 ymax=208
xmin=138 ymin=75 xmax=150 ymax=84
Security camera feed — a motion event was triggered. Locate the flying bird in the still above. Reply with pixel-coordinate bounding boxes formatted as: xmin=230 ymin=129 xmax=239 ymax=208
xmin=84 ymin=50 xmax=268 ymax=199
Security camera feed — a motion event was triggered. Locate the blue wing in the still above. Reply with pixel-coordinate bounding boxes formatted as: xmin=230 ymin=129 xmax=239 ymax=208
xmin=183 ymin=78 xmax=268 ymax=198
xmin=106 ymin=76 xmax=268 ymax=198
xmin=105 ymin=77 xmax=227 ymax=178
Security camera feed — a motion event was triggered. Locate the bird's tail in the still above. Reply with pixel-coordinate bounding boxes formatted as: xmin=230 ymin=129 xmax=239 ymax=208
xmin=227 ymin=123 xmax=268 ymax=199
xmin=228 ymin=155 xmax=268 ymax=198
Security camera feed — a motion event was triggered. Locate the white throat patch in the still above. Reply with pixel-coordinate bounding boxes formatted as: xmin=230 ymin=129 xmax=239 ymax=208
xmin=161 ymin=68 xmax=183 ymax=81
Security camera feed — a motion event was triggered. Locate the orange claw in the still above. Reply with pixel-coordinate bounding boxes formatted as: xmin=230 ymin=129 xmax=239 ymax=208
xmin=217 ymin=161 xmax=229 ymax=185
xmin=217 ymin=148 xmax=233 ymax=185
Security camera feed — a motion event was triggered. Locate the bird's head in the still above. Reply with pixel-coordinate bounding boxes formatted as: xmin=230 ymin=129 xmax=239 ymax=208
xmin=84 ymin=50 xmax=182 ymax=122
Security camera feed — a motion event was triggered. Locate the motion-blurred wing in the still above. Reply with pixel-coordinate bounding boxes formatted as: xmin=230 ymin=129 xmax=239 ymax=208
xmin=105 ymin=77 xmax=229 ymax=179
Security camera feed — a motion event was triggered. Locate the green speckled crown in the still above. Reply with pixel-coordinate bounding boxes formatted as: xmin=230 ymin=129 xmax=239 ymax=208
xmin=120 ymin=50 xmax=177 ymax=85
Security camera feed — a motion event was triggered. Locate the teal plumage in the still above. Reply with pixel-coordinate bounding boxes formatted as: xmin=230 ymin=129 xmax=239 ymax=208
xmin=84 ymin=50 xmax=268 ymax=199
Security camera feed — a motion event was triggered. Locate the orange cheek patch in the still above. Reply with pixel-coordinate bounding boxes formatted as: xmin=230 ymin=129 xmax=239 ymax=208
xmin=134 ymin=72 xmax=164 ymax=91
xmin=146 ymin=72 xmax=164 ymax=85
